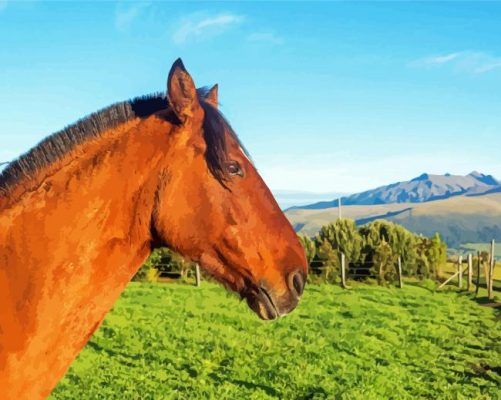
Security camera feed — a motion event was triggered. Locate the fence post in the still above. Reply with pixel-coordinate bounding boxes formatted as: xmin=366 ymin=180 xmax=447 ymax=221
xmin=195 ymin=263 xmax=201 ymax=287
xmin=340 ymin=252 xmax=347 ymax=289
xmin=475 ymin=251 xmax=481 ymax=297
xmin=397 ymin=257 xmax=403 ymax=288
xmin=484 ymin=251 xmax=490 ymax=295
xmin=489 ymin=239 xmax=495 ymax=299
xmin=457 ymin=256 xmax=463 ymax=289
xmin=467 ymin=254 xmax=472 ymax=291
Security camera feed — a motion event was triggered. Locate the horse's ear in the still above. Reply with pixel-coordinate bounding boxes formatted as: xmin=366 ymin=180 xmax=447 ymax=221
xmin=204 ymin=84 xmax=218 ymax=109
xmin=167 ymin=58 xmax=200 ymax=122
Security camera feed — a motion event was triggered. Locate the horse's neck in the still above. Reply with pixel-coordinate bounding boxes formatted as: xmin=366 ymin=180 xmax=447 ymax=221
xmin=0 ymin=117 xmax=171 ymax=399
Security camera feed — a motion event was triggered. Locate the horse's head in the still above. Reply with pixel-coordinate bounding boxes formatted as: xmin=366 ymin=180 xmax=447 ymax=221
xmin=151 ymin=59 xmax=307 ymax=320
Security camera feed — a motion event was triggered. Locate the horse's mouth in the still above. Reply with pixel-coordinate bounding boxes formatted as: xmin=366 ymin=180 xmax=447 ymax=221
xmin=245 ymin=287 xmax=281 ymax=321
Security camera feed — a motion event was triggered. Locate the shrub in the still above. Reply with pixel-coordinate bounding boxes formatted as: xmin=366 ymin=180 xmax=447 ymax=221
xmin=133 ymin=248 xmax=197 ymax=282
xmin=305 ymin=219 xmax=449 ymax=284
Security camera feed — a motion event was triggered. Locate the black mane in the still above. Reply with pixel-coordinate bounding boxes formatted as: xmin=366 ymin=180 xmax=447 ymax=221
xmin=0 ymin=92 xmax=243 ymax=195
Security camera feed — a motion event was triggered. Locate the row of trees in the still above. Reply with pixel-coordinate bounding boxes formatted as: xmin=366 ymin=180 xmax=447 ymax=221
xmin=299 ymin=219 xmax=447 ymax=284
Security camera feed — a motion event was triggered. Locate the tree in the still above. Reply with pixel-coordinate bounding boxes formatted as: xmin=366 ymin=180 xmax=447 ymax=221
xmin=426 ymin=233 xmax=447 ymax=278
xmin=298 ymin=234 xmax=316 ymax=265
xmin=314 ymin=238 xmax=339 ymax=283
xmin=359 ymin=220 xmax=418 ymax=276
xmin=315 ymin=218 xmax=362 ymax=267
xmin=372 ymin=239 xmax=397 ymax=284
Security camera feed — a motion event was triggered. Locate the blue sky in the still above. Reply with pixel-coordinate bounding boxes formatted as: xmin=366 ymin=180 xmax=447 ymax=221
xmin=1 ymin=1 xmax=500 ymax=193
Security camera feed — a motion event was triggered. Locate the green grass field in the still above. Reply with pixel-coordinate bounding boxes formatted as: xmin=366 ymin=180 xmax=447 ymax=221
xmin=50 ymin=282 xmax=500 ymax=400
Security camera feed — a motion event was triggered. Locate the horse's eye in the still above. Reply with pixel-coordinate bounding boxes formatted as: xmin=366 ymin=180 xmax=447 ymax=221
xmin=226 ymin=161 xmax=243 ymax=177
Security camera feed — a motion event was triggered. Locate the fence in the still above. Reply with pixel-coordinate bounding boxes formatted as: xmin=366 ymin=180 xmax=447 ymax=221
xmin=152 ymin=262 xmax=201 ymax=287
xmin=310 ymin=255 xmax=404 ymax=289
xmin=152 ymin=241 xmax=498 ymax=299
xmin=309 ymin=239 xmax=498 ymax=299
xmin=438 ymin=240 xmax=498 ymax=299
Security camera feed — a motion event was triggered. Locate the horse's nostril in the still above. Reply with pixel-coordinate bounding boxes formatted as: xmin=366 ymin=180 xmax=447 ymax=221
xmin=289 ymin=271 xmax=305 ymax=298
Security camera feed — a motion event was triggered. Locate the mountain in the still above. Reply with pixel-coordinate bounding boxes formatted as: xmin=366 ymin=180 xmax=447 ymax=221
xmin=285 ymin=192 xmax=501 ymax=247
xmin=289 ymin=172 xmax=500 ymax=210
xmin=284 ymin=172 xmax=501 ymax=247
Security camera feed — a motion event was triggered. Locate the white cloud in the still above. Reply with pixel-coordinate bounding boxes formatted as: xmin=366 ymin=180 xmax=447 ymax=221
xmin=247 ymin=32 xmax=284 ymax=45
xmin=114 ymin=2 xmax=149 ymax=31
xmin=172 ymin=13 xmax=243 ymax=44
xmin=474 ymin=60 xmax=501 ymax=74
xmin=411 ymin=51 xmax=501 ymax=75
xmin=421 ymin=52 xmax=461 ymax=65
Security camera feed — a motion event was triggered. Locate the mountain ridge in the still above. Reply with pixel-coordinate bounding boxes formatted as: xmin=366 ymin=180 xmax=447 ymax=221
xmin=288 ymin=171 xmax=500 ymax=210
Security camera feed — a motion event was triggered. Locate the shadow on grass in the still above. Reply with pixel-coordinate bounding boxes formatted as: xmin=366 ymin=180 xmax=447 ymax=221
xmin=473 ymin=296 xmax=501 ymax=318
xmin=208 ymin=375 xmax=279 ymax=397
xmin=232 ymin=379 xmax=278 ymax=396
xmin=465 ymin=363 xmax=501 ymax=385
xmin=296 ymin=386 xmax=329 ymax=400
xmin=474 ymin=296 xmax=501 ymax=307
xmin=471 ymin=279 xmax=501 ymax=313
xmin=87 ymin=340 xmax=174 ymax=365
xmin=403 ymin=281 xmax=436 ymax=293
xmin=87 ymin=340 xmax=135 ymax=359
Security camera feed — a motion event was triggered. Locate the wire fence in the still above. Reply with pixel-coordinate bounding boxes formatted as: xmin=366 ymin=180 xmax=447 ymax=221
xmin=309 ymin=260 xmax=379 ymax=279
xmin=307 ymin=243 xmax=498 ymax=299
xmin=145 ymin=242 xmax=498 ymax=299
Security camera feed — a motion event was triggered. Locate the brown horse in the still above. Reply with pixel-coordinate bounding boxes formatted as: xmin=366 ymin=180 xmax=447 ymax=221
xmin=0 ymin=59 xmax=307 ymax=399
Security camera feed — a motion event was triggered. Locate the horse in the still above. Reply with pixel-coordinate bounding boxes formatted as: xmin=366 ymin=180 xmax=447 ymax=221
xmin=0 ymin=59 xmax=308 ymax=399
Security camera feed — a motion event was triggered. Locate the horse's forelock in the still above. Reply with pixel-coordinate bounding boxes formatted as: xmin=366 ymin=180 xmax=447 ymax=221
xmin=200 ymin=101 xmax=230 ymax=184
xmin=198 ymin=96 xmax=253 ymax=186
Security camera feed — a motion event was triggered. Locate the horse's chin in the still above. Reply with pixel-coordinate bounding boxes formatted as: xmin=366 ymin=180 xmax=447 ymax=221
xmin=244 ymin=288 xmax=281 ymax=321
xmin=197 ymin=255 xmax=288 ymax=320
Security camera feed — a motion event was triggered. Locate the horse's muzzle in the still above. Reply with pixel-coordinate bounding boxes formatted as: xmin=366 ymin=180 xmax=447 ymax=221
xmin=246 ymin=270 xmax=306 ymax=320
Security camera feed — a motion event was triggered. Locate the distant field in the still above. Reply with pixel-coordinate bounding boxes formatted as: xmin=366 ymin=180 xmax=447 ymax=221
xmin=286 ymin=193 xmax=501 ymax=247
xmin=461 ymin=243 xmax=501 ymax=260
xmin=51 ymin=282 xmax=500 ymax=399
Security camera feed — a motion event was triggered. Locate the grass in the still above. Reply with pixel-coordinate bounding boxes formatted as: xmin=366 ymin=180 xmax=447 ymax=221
xmin=50 ymin=282 xmax=500 ymax=400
